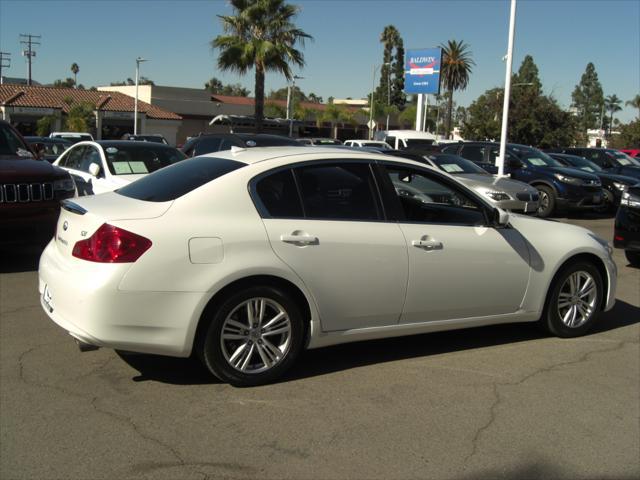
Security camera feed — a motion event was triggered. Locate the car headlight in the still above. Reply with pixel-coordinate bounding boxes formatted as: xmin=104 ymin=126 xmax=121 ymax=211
xmin=53 ymin=178 xmax=75 ymax=191
xmin=620 ymin=190 xmax=640 ymax=208
xmin=612 ymin=181 xmax=627 ymax=191
xmin=553 ymin=173 xmax=600 ymax=186
xmin=478 ymin=189 xmax=511 ymax=201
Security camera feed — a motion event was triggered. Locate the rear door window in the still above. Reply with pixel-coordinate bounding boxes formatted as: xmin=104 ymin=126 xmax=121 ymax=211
xmin=459 ymin=145 xmax=486 ymax=163
xmin=254 ymin=169 xmax=303 ymax=218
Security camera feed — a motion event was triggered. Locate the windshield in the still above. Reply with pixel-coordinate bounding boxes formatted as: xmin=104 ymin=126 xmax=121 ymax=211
xmin=361 ymin=142 xmax=391 ymax=149
xmin=511 ymin=146 xmax=563 ymax=167
xmin=557 ymin=155 xmax=602 ymax=173
xmin=430 ymin=154 xmax=488 ymax=174
xmin=404 ymin=139 xmax=434 ymax=149
xmin=608 ymin=150 xmax=640 ymax=167
xmin=103 ymin=144 xmax=187 ymax=175
xmin=0 ymin=123 xmax=33 ymax=159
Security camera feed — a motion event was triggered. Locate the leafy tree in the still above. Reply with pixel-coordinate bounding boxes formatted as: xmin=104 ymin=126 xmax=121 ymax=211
xmin=440 ymin=39 xmax=475 ymax=138
xmin=36 ymin=115 xmax=57 ymax=136
xmin=268 ymin=86 xmax=308 ymax=102
xmin=110 ymin=77 xmax=154 ymax=86
xmin=53 ymin=78 xmax=75 ymax=88
xmin=626 ymin=94 xmax=640 ymax=119
xmin=264 ymin=101 xmax=287 ymax=117
xmin=392 ymin=35 xmax=405 ymax=106
xmin=307 ymin=92 xmax=323 ymax=103
xmin=571 ymin=62 xmax=604 ymax=139
xmin=70 ymin=63 xmax=79 ymax=88
xmin=461 ymin=88 xmax=503 ymax=141
xmin=212 ymin=0 xmax=312 ymax=133
xmin=317 ymin=104 xmax=356 ymax=137
xmin=205 ymin=77 xmax=250 ymax=96
xmin=609 ymin=120 xmax=640 ymax=148
xmin=375 ymin=25 xmax=405 ymax=109
xmin=204 ymin=77 xmax=224 ymax=92
xmin=604 ymin=94 xmax=622 ymax=136
xmin=398 ymin=104 xmax=417 ymax=129
xmin=64 ymin=101 xmax=95 ymax=133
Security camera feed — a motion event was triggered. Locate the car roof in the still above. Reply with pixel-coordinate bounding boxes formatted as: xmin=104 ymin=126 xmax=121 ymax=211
xmin=72 ymin=140 xmax=178 ymax=149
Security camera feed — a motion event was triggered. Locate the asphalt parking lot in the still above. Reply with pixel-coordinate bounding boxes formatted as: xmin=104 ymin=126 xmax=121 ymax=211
xmin=1 ymin=214 xmax=638 ymax=480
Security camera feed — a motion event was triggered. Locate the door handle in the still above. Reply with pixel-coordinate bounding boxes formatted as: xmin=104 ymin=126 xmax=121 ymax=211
xmin=411 ymin=239 xmax=443 ymax=251
xmin=280 ymin=234 xmax=319 ymax=246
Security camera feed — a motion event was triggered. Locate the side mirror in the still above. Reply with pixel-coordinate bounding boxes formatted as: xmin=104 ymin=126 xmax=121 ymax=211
xmin=492 ymin=207 xmax=510 ymax=227
xmin=88 ymin=162 xmax=101 ymax=177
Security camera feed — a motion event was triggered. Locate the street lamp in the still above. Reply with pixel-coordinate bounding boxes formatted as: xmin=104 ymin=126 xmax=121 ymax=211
xmin=287 ymin=74 xmax=304 ymax=137
xmin=368 ymin=62 xmax=390 ymax=140
xmin=385 ymin=65 xmax=392 ymax=131
xmin=134 ymin=57 xmax=148 ymax=135
xmin=496 ymin=0 xmax=517 ymax=177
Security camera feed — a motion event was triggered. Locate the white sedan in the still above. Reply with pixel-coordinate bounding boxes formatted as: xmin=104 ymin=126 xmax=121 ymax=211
xmin=39 ymin=147 xmax=617 ymax=386
xmin=53 ymin=140 xmax=187 ymax=196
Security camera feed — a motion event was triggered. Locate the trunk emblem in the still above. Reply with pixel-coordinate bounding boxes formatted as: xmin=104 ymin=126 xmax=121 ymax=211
xmin=63 ymin=221 xmax=69 ymax=231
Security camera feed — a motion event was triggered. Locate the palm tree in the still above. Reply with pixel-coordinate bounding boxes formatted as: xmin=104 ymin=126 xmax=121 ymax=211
xmin=604 ymin=94 xmax=622 ymax=136
xmin=626 ymin=94 xmax=640 ymax=119
xmin=70 ymin=63 xmax=79 ymax=88
xmin=212 ymin=0 xmax=312 ymax=133
xmin=440 ymin=40 xmax=475 ymax=138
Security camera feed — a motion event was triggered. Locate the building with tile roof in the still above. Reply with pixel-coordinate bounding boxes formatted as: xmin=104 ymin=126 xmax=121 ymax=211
xmin=0 ymin=84 xmax=182 ymax=144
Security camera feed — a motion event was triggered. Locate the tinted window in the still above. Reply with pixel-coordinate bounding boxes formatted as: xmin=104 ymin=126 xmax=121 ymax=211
xmin=79 ymin=147 xmax=101 ymax=173
xmin=194 ymin=137 xmax=225 ymax=156
xmin=460 ymin=145 xmax=485 ymax=163
xmin=440 ymin=144 xmax=460 ymax=154
xmin=405 ymin=139 xmax=434 ymax=149
xmin=255 ymin=169 xmax=303 ymax=218
xmin=0 ymin=123 xmax=32 ymax=158
xmin=384 ymin=165 xmax=485 ymax=225
xmin=385 ymin=136 xmax=396 ymax=148
xmin=116 ymin=156 xmax=245 ymax=202
xmin=294 ymin=163 xmax=381 ymax=221
xmin=60 ymin=146 xmax=85 ymax=169
xmin=488 ymin=147 xmax=517 ymax=164
xmin=103 ymin=144 xmax=186 ymax=175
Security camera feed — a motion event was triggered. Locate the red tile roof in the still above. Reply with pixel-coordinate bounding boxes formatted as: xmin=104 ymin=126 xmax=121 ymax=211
xmin=0 ymin=84 xmax=181 ymax=120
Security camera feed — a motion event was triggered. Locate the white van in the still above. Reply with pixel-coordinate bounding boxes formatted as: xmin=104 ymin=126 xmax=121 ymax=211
xmin=374 ymin=130 xmax=437 ymax=150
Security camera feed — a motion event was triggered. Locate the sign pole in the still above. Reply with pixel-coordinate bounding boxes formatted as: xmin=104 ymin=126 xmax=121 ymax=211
xmin=416 ymin=94 xmax=424 ymax=132
xmin=423 ymin=94 xmax=429 ymax=132
xmin=497 ymin=0 xmax=517 ymax=177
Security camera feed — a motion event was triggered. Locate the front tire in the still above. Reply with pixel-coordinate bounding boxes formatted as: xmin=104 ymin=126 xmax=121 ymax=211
xmin=542 ymin=262 xmax=603 ymax=337
xmin=199 ymin=286 xmax=305 ymax=387
xmin=625 ymin=250 xmax=640 ymax=267
xmin=536 ymin=185 xmax=556 ymax=218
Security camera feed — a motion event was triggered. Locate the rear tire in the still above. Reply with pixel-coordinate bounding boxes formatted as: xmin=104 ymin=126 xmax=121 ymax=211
xmin=536 ymin=185 xmax=556 ymax=218
xmin=198 ymin=285 xmax=305 ymax=387
xmin=625 ymin=250 xmax=640 ymax=267
xmin=542 ymin=261 xmax=603 ymax=338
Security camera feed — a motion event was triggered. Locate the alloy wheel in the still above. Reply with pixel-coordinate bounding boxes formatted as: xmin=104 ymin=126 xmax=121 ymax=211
xmin=556 ymin=271 xmax=598 ymax=328
xmin=538 ymin=190 xmax=549 ymax=214
xmin=220 ymin=297 xmax=292 ymax=374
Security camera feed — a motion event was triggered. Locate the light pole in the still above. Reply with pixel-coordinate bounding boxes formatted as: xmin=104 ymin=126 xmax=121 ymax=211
xmin=368 ymin=62 xmax=390 ymax=140
xmin=287 ymin=75 xmax=304 ymax=137
xmin=496 ymin=0 xmax=517 ymax=177
xmin=134 ymin=57 xmax=148 ymax=135
xmin=385 ymin=65 xmax=391 ymax=131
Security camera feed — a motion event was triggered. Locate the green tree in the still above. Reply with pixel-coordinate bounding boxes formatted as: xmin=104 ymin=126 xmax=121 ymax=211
xmin=268 ymin=85 xmax=308 ymax=102
xmin=571 ymin=62 xmax=604 ymax=139
xmin=440 ymin=39 xmax=475 ymax=138
xmin=307 ymin=92 xmax=323 ymax=103
xmin=221 ymin=84 xmax=250 ymax=96
xmin=70 ymin=63 xmax=79 ymax=88
xmin=36 ymin=115 xmax=57 ymax=136
xmin=317 ymin=103 xmax=354 ymax=138
xmin=53 ymin=78 xmax=75 ymax=88
xmin=604 ymin=94 xmax=622 ymax=136
xmin=626 ymin=94 xmax=640 ymax=119
xmin=392 ymin=35 xmax=405 ymax=106
xmin=264 ymin=101 xmax=287 ymax=117
xmin=461 ymin=88 xmax=503 ymax=141
xmin=64 ymin=101 xmax=95 ymax=133
xmin=609 ymin=120 xmax=640 ymax=148
xmin=204 ymin=77 xmax=224 ymax=92
xmin=212 ymin=0 xmax=312 ymax=133
xmin=375 ymin=25 xmax=405 ymax=109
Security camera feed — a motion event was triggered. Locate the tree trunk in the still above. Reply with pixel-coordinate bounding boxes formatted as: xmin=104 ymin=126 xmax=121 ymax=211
xmin=254 ymin=64 xmax=265 ymax=133
xmin=447 ymin=89 xmax=454 ymax=139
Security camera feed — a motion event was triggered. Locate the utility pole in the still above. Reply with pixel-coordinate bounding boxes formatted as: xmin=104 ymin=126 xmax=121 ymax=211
xmin=0 ymin=52 xmax=10 ymax=84
xmin=19 ymin=34 xmax=41 ymax=86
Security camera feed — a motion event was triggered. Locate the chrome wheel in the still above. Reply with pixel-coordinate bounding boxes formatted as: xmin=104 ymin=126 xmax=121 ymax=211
xmin=538 ymin=190 xmax=549 ymax=214
xmin=557 ymin=271 xmax=598 ymax=328
xmin=220 ymin=297 xmax=292 ymax=374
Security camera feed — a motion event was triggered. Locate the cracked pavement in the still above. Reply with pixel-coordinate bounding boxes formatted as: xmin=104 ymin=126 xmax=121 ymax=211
xmin=1 ymin=217 xmax=639 ymax=480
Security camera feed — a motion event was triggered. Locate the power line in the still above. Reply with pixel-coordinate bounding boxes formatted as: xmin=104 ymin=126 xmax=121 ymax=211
xmin=0 ymin=52 xmax=10 ymax=85
xmin=19 ymin=33 xmax=41 ymax=86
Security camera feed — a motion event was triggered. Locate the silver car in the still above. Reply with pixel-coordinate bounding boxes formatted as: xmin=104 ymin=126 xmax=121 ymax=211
xmin=423 ymin=153 xmax=540 ymax=213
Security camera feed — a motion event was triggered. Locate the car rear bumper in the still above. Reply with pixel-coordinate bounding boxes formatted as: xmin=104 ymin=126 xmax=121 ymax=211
xmin=38 ymin=240 xmax=204 ymax=357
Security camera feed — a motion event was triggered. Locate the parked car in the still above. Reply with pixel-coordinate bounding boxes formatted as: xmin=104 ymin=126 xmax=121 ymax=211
xmin=123 ymin=134 xmax=168 ymax=145
xmin=39 ymin=147 xmax=616 ymax=386
xmin=548 ymin=153 xmax=638 ymax=209
xmin=551 ymin=148 xmax=640 ymax=180
xmin=181 ymin=133 xmax=302 ymax=157
xmin=442 ymin=142 xmax=603 ymax=217
xmin=49 ymin=132 xmax=94 ymax=144
xmin=613 ymin=184 xmax=640 ymax=266
xmin=343 ymin=139 xmax=392 ymax=149
xmin=25 ymin=136 xmax=72 ymax=163
xmin=423 ymin=153 xmax=540 ymax=213
xmin=53 ymin=141 xmax=187 ymax=196
xmin=620 ymin=149 xmax=640 ymax=159
xmin=374 ymin=130 xmax=438 ymax=150
xmin=297 ymin=138 xmax=342 ymax=146
xmin=0 ymin=120 xmax=75 ymax=246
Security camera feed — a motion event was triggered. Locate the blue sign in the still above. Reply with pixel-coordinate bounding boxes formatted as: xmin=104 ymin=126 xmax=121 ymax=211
xmin=404 ymin=48 xmax=442 ymax=94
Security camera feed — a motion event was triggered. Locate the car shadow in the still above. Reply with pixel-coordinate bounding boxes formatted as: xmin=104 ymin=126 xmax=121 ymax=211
xmin=0 ymin=243 xmax=47 ymax=274
xmin=116 ymin=299 xmax=639 ymax=386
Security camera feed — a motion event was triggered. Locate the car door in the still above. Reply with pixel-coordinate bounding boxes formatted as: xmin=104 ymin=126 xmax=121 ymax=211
xmin=254 ymin=161 xmax=408 ymax=332
xmin=378 ymin=162 xmax=531 ymax=323
xmin=55 ymin=145 xmax=88 ymax=196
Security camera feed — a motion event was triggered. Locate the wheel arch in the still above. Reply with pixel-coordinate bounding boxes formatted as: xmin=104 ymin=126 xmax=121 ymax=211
xmin=530 ymin=179 xmax=558 ymax=195
xmin=192 ymin=274 xmax=314 ymax=356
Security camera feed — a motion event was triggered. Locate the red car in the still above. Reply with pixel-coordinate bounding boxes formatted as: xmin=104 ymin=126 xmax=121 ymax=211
xmin=621 ymin=149 xmax=640 ymax=158
xmin=0 ymin=120 xmax=76 ymax=247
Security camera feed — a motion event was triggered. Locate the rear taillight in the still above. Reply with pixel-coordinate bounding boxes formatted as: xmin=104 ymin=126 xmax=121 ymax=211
xmin=72 ymin=224 xmax=152 ymax=263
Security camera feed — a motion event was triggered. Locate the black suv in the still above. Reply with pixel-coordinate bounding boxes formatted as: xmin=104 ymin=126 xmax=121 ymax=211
xmin=614 ymin=184 xmax=640 ymax=266
xmin=550 ymin=148 xmax=640 ymax=180
xmin=441 ymin=142 xmax=603 ymax=217
xmin=181 ymin=133 xmax=302 ymax=157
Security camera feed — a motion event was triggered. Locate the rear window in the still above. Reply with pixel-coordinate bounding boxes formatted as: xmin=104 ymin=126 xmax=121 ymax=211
xmin=104 ymin=144 xmax=186 ymax=175
xmin=116 ymin=156 xmax=245 ymax=202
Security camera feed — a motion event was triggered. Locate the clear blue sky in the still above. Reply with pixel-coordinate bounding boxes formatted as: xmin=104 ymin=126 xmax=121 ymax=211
xmin=1 ymin=0 xmax=638 ymax=122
